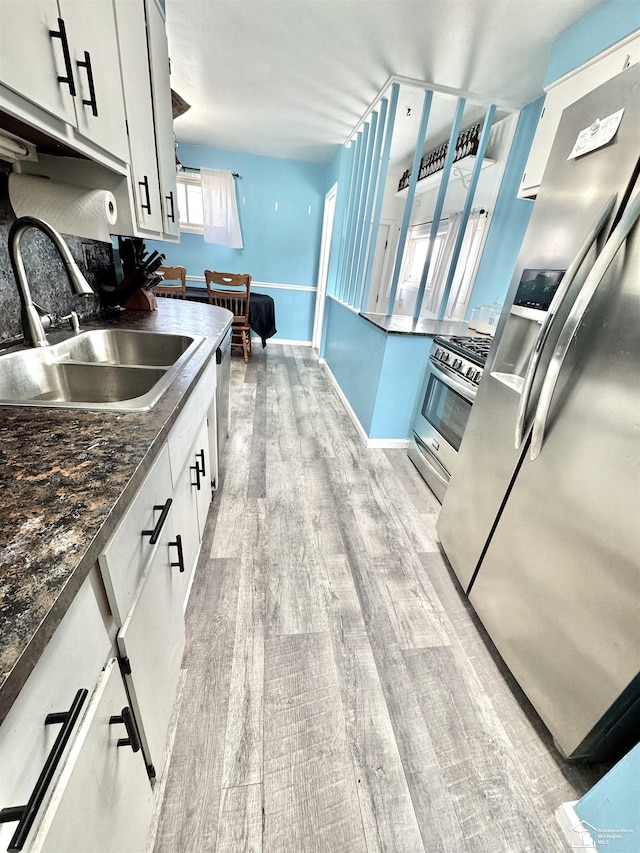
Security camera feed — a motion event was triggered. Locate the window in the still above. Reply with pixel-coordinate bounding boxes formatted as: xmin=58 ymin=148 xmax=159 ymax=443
xmin=397 ymin=210 xmax=488 ymax=319
xmin=176 ymin=172 xmax=204 ymax=233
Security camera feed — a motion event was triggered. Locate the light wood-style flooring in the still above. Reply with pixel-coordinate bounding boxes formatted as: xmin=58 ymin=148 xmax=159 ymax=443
xmin=150 ymin=345 xmax=610 ymax=853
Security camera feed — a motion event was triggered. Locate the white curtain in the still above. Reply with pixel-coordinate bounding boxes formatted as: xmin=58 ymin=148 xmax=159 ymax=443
xmin=201 ymin=168 xmax=243 ymax=248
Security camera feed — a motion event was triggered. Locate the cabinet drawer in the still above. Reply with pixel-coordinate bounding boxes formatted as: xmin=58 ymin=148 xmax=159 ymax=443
xmin=98 ymin=444 xmax=173 ymax=626
xmin=0 ymin=571 xmax=111 ymax=853
xmin=117 ymin=519 xmax=186 ymax=778
xmin=28 ymin=658 xmax=153 ymax=853
xmin=167 ymin=356 xmax=216 ymax=483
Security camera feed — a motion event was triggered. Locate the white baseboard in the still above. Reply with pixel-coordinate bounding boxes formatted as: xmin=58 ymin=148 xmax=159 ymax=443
xmin=320 ymin=359 xmax=410 ymax=449
xmin=555 ymin=801 xmax=597 ymax=849
xmin=259 ymin=337 xmax=312 ymax=347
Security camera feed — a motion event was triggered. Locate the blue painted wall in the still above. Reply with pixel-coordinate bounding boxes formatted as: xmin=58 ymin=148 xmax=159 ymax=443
xmin=145 ymin=143 xmax=327 ymax=341
xmin=322 ymin=297 xmax=386 ymax=434
xmin=545 ymin=0 xmax=640 ymax=86
xmin=322 ymin=297 xmax=431 ymax=441
xmin=574 ymin=743 xmax=640 ymax=852
xmin=465 ymin=98 xmax=544 ymax=316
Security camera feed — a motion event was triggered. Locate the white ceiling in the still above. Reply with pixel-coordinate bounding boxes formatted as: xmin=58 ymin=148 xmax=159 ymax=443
xmin=166 ymin=0 xmax=605 ymax=165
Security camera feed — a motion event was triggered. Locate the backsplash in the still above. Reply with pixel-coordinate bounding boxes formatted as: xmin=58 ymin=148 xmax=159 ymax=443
xmin=0 ymin=162 xmax=116 ymax=347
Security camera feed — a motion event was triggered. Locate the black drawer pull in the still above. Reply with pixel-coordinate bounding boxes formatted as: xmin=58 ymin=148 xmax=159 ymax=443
xmin=0 ymin=689 xmax=88 ymax=851
xmin=196 ymin=448 xmax=206 ymax=478
xmin=141 ymin=498 xmax=172 ymax=544
xmin=169 ymin=534 xmax=185 ymax=573
xmin=166 ymin=191 xmax=175 ymax=223
xmin=138 ymin=175 xmax=151 ymax=214
xmin=49 ymin=17 xmax=76 ymax=96
xmin=76 ymin=50 xmax=98 ymax=116
xmin=190 ymin=462 xmax=201 ymax=491
xmin=109 ymin=706 xmax=141 ymax=753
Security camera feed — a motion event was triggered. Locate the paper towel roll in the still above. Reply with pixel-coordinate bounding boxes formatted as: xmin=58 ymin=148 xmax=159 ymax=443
xmin=8 ymin=174 xmax=117 ymax=243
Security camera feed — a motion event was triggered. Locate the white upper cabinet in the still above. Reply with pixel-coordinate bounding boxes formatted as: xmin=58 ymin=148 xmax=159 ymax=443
xmin=146 ymin=0 xmax=180 ymax=239
xmin=518 ymin=33 xmax=640 ymax=199
xmin=113 ymin=0 xmax=179 ymax=240
xmin=0 ymin=0 xmax=128 ymax=168
xmin=0 ymin=1 xmax=77 ymax=126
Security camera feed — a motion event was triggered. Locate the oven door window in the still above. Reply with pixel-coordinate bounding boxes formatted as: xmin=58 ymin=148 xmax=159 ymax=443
xmin=421 ymin=374 xmax=472 ymax=451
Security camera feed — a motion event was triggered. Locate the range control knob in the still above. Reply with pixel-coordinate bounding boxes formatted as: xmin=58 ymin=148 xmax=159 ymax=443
xmin=453 ymin=358 xmax=462 ymax=369
xmin=466 ymin=366 xmax=475 ymax=378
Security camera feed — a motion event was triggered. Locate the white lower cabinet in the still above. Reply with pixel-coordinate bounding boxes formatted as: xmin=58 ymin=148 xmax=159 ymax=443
xmin=117 ymin=515 xmax=186 ymax=779
xmin=28 ymin=659 xmax=153 ymax=853
xmin=0 ymin=571 xmax=115 ymax=853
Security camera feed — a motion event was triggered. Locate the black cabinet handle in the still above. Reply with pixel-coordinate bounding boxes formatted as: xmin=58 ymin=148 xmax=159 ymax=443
xmin=196 ymin=449 xmax=206 ymax=478
xmin=166 ymin=191 xmax=175 ymax=223
xmin=169 ymin=534 xmax=185 ymax=573
xmin=141 ymin=498 xmax=172 ymax=544
xmin=76 ymin=50 xmax=98 ymax=116
xmin=49 ymin=17 xmax=76 ymax=96
xmin=190 ymin=462 xmax=201 ymax=491
xmin=138 ymin=175 xmax=152 ymax=214
xmin=109 ymin=706 xmax=141 ymax=753
xmin=0 ymin=689 xmax=88 ymax=851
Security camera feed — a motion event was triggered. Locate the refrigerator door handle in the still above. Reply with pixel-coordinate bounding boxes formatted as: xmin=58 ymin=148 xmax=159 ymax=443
xmin=531 ymin=189 xmax=640 ymax=460
xmin=514 ymin=193 xmax=617 ymax=450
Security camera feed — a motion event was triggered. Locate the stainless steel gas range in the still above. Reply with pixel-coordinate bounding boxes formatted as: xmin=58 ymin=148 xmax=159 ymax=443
xmin=407 ymin=335 xmax=492 ymax=501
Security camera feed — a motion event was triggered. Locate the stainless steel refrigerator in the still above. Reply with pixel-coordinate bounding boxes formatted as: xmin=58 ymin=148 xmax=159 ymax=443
xmin=437 ymin=64 xmax=640 ymax=762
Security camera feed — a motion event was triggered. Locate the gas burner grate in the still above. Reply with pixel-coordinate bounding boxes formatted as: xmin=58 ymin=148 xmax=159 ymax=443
xmin=434 ymin=335 xmax=493 ymax=366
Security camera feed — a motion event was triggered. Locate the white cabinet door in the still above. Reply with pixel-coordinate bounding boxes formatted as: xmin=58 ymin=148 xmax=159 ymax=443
xmin=0 ymin=571 xmax=111 ymax=853
xmin=519 ymin=35 xmax=640 ymax=198
xmin=0 ymin=0 xmax=128 ymax=162
xmin=98 ymin=444 xmax=173 ymax=627
xmin=114 ymin=0 xmax=164 ymax=235
xmin=193 ymin=419 xmax=212 ymax=538
xmin=30 ymin=659 xmax=153 ymax=853
xmin=59 ymin=0 xmax=128 ymax=161
xmin=171 ymin=448 xmax=202 ymax=607
xmin=0 ymin=1 xmax=77 ymax=125
xmin=117 ymin=511 xmax=186 ymax=778
xmin=146 ymin=0 xmax=180 ymax=239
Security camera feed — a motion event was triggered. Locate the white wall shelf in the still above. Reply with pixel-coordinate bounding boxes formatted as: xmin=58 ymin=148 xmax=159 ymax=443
xmin=396 ymin=155 xmax=495 ymax=198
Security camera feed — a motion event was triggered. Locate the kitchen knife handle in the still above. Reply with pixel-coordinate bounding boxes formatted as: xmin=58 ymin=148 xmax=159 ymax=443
xmin=514 ymin=193 xmax=617 ymax=450
xmin=531 ymin=189 xmax=640 ymax=460
xmin=49 ymin=18 xmax=76 ymax=96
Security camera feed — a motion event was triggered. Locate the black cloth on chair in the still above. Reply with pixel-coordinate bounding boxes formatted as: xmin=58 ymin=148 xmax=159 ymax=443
xmin=184 ymin=287 xmax=277 ymax=348
xmin=248 ymin=293 xmax=277 ymax=347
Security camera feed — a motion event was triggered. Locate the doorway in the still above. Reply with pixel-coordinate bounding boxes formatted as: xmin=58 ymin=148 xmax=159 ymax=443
xmin=312 ymin=183 xmax=337 ymax=350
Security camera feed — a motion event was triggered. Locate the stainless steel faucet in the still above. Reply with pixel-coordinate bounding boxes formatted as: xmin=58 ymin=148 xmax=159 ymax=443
xmin=8 ymin=216 xmax=94 ymax=347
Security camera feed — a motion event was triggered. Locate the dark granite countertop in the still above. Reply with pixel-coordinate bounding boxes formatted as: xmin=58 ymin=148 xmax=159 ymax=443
xmin=359 ymin=312 xmax=473 ymax=336
xmin=0 ymin=299 xmax=232 ymax=723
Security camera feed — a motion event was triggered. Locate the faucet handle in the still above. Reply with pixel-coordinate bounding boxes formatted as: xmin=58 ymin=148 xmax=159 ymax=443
xmin=62 ymin=311 xmax=80 ymax=333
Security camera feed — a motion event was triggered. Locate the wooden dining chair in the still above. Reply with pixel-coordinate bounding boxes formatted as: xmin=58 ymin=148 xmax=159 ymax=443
xmin=155 ymin=265 xmax=187 ymax=299
xmin=204 ymin=270 xmax=252 ymax=362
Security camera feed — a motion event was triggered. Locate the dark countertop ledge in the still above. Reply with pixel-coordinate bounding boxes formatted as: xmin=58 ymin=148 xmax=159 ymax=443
xmin=359 ymin=312 xmax=473 ymax=336
xmin=0 ymin=299 xmax=232 ymax=724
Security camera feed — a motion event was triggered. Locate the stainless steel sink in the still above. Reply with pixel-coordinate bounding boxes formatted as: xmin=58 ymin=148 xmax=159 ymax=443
xmin=53 ymin=329 xmax=197 ymax=367
xmin=0 ymin=330 xmax=205 ymax=412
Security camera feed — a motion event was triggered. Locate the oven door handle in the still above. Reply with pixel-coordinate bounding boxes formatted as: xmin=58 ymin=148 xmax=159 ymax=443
xmin=428 ymin=358 xmax=476 ymax=402
xmin=514 ymin=193 xmax=617 ymax=450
